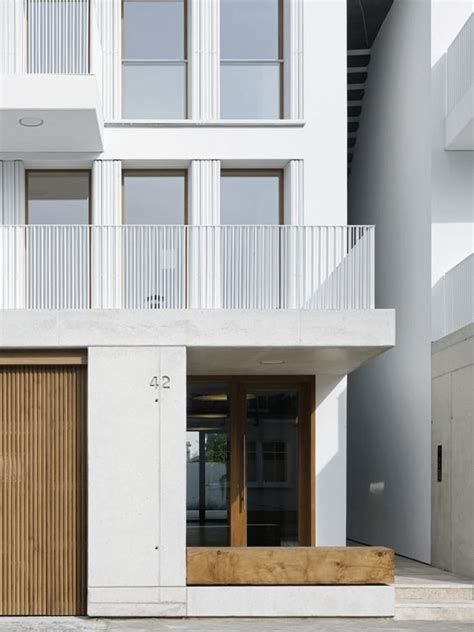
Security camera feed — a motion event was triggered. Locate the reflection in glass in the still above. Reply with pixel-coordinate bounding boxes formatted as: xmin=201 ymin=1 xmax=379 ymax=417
xmin=246 ymin=390 xmax=299 ymax=546
xmin=123 ymin=63 xmax=186 ymax=119
xmin=221 ymin=63 xmax=281 ymax=120
xmin=27 ymin=172 xmax=90 ymax=309
xmin=187 ymin=383 xmax=230 ymax=546
xmin=123 ymin=173 xmax=186 ymax=224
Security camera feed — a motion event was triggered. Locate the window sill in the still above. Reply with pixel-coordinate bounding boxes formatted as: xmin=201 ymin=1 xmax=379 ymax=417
xmin=105 ymin=119 xmax=306 ymax=128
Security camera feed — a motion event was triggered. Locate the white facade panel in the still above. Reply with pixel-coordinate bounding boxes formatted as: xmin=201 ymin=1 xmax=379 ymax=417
xmin=0 ymin=0 xmax=25 ymax=73
xmin=88 ymin=346 xmax=186 ymax=611
xmin=93 ymin=0 xmax=121 ymax=121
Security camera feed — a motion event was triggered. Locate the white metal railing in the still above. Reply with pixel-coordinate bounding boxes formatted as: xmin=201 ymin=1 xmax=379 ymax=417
xmin=0 ymin=225 xmax=375 ymax=310
xmin=432 ymin=254 xmax=474 ymax=341
xmin=26 ymin=0 xmax=90 ymax=74
xmin=447 ymin=14 xmax=473 ymax=114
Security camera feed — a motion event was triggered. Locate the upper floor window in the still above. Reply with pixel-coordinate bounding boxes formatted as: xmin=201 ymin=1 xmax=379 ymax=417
xmin=220 ymin=0 xmax=282 ymax=119
xmin=122 ymin=0 xmax=187 ymax=119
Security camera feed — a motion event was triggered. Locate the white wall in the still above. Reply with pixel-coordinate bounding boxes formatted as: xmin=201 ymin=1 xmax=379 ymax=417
xmin=347 ymin=0 xmax=432 ymax=561
xmin=88 ymin=346 xmax=187 ymax=616
xmin=431 ymin=1 xmax=474 ymax=287
xmin=431 ymin=323 xmax=474 ymax=577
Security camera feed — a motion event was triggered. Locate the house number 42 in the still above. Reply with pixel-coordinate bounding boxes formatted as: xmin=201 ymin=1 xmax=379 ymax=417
xmin=149 ymin=375 xmax=171 ymax=390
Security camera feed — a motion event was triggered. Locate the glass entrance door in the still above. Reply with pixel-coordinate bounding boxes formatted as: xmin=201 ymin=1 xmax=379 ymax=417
xmin=186 ymin=378 xmax=314 ymax=548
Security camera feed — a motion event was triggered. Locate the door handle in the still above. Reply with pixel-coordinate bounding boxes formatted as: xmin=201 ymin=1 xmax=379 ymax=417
xmin=240 ymin=432 xmax=246 ymax=513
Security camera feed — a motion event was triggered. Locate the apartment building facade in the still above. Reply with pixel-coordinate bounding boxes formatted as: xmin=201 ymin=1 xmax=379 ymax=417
xmin=0 ymin=0 xmax=396 ymax=618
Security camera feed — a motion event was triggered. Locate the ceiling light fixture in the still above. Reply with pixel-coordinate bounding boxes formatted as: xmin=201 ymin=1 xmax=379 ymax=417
xmin=259 ymin=359 xmax=285 ymax=365
xmin=19 ymin=117 xmax=44 ymax=128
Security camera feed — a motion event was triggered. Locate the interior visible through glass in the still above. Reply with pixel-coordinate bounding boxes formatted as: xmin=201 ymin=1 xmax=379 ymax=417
xmin=186 ymin=383 xmax=230 ymax=546
xmin=246 ymin=389 xmax=299 ymax=546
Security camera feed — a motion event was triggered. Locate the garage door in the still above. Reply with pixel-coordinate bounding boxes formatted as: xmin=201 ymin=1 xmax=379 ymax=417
xmin=0 ymin=353 xmax=87 ymax=615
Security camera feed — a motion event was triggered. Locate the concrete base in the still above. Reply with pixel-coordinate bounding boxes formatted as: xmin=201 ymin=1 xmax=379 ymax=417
xmin=187 ymin=586 xmax=395 ymax=617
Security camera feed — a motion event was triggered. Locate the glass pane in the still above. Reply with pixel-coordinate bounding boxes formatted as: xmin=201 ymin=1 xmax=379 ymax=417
xmin=221 ymin=174 xmax=280 ymax=224
xmin=221 ymin=63 xmax=281 ymax=119
xmin=123 ymin=0 xmax=185 ymax=60
xmin=123 ymin=173 xmax=186 ymax=224
xmin=246 ymin=389 xmax=299 ymax=546
xmin=123 ymin=63 xmax=186 ymax=119
xmin=221 ymin=0 xmax=280 ymax=60
xmin=28 ymin=173 xmax=90 ymax=224
xmin=187 ymin=383 xmax=230 ymax=546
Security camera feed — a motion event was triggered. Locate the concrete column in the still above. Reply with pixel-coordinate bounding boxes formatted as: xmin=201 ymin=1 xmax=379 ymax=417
xmin=188 ymin=160 xmax=221 ymax=307
xmin=88 ymin=346 xmax=187 ymax=616
xmin=91 ymin=160 xmax=122 ymax=307
xmin=0 ymin=0 xmax=26 ymax=73
xmin=284 ymin=0 xmax=304 ymax=120
xmin=190 ymin=0 xmax=220 ymax=120
xmin=0 ymin=161 xmax=25 ymax=308
xmin=284 ymin=159 xmax=304 ymax=224
xmin=93 ymin=0 xmax=121 ymax=121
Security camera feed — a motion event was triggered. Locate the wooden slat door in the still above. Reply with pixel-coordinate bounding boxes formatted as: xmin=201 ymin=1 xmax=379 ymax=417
xmin=0 ymin=365 xmax=87 ymax=615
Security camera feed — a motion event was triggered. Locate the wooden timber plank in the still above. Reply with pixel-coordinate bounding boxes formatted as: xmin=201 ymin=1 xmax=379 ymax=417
xmin=187 ymin=547 xmax=395 ymax=586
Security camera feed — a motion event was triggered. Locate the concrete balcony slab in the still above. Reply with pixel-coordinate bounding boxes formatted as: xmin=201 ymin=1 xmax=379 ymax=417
xmin=0 ymin=74 xmax=103 ymax=154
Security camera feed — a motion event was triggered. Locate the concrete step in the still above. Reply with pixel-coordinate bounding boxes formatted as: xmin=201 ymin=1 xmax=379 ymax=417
xmin=395 ymin=601 xmax=474 ymax=621
xmin=396 ymin=583 xmax=474 ymax=603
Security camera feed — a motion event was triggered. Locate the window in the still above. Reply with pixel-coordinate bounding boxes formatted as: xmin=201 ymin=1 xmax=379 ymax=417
xmin=122 ymin=172 xmax=187 ymax=309
xmin=123 ymin=172 xmax=187 ymax=224
xmin=221 ymin=171 xmax=282 ymax=224
xmin=186 ymin=379 xmax=313 ymax=548
xmin=220 ymin=0 xmax=282 ymax=119
xmin=122 ymin=0 xmax=187 ymax=119
xmin=27 ymin=172 xmax=90 ymax=225
xmin=26 ymin=171 xmax=90 ymax=308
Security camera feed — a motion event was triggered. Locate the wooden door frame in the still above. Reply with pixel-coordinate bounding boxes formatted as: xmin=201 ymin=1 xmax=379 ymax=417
xmin=188 ymin=375 xmax=316 ymax=547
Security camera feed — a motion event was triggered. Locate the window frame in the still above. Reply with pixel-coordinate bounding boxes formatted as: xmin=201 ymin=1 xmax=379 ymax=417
xmin=121 ymin=0 xmax=189 ymax=120
xmin=220 ymin=0 xmax=284 ymax=120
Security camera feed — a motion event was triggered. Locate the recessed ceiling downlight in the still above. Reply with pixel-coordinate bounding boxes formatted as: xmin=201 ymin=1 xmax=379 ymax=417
xmin=259 ymin=359 xmax=285 ymax=365
xmin=19 ymin=117 xmax=44 ymax=128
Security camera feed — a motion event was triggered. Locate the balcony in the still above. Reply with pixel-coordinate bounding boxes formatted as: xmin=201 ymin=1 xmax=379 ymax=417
xmin=0 ymin=224 xmax=375 ymax=310
xmin=446 ymin=14 xmax=474 ymax=150
xmin=0 ymin=0 xmax=103 ymax=154
xmin=432 ymin=254 xmax=474 ymax=340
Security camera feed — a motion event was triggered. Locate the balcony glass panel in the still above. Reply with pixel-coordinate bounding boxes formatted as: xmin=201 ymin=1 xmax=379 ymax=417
xmin=221 ymin=63 xmax=281 ymax=120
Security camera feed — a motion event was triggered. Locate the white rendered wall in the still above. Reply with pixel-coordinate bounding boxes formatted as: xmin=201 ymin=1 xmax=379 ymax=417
xmin=347 ymin=0 xmax=432 ymax=562
xmin=431 ymin=323 xmax=474 ymax=577
xmin=431 ymin=1 xmax=474 ymax=290
xmin=88 ymin=346 xmax=187 ymax=616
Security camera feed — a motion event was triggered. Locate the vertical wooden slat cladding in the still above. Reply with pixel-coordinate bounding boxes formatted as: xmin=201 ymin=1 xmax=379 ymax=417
xmin=0 ymin=365 xmax=87 ymax=615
